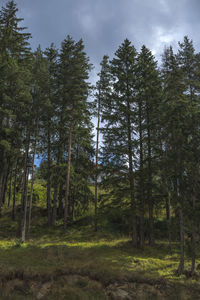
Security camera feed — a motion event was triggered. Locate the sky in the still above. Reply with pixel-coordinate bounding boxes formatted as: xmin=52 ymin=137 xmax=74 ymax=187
xmin=1 ymin=0 xmax=200 ymax=82
xmin=1 ymin=0 xmax=200 ymax=165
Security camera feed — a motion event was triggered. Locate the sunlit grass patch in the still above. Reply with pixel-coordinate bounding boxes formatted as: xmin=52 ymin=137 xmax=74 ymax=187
xmin=0 ymin=211 xmax=200 ymax=297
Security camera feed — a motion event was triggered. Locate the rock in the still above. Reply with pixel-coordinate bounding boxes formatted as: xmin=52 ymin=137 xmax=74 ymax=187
xmin=36 ymin=281 xmax=53 ymax=299
xmin=107 ymin=285 xmax=132 ymax=300
xmin=108 ymin=288 xmax=132 ymax=300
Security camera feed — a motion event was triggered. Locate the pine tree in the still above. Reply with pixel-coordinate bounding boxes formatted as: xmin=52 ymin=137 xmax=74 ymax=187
xmin=101 ymin=39 xmax=138 ymax=246
xmin=177 ymin=36 xmax=200 ymax=274
xmin=59 ymin=36 xmax=92 ymax=230
xmin=161 ymin=45 xmax=189 ymax=275
xmin=135 ymin=45 xmax=161 ymax=247
xmin=94 ymin=55 xmax=111 ymax=232
xmin=0 ymin=0 xmax=32 ymax=221
xmin=43 ymin=43 xmax=59 ymax=225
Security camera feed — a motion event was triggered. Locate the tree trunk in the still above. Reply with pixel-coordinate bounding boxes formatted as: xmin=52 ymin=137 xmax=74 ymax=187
xmin=126 ymin=100 xmax=137 ymax=247
xmin=8 ymin=170 xmax=12 ymax=208
xmin=191 ymin=193 xmax=196 ymax=274
xmin=71 ymin=193 xmax=75 ymax=223
xmin=177 ymin=175 xmax=184 ymax=275
xmin=58 ymin=183 xmax=63 ymax=218
xmin=17 ymin=131 xmax=30 ymax=237
xmin=147 ymin=106 xmax=154 ymax=246
xmin=138 ymin=100 xmax=145 ymax=248
xmin=52 ymin=185 xmax=58 ymax=227
xmin=166 ymin=193 xmax=172 ymax=255
xmin=177 ymin=203 xmax=184 ymax=275
xmin=21 ymin=169 xmax=29 ymax=243
xmin=94 ymin=89 xmax=101 ymax=232
xmin=2 ymin=165 xmax=10 ymax=205
xmin=12 ymin=164 xmax=17 ymax=221
xmin=47 ymin=123 xmax=52 ymax=226
xmin=64 ymin=103 xmax=75 ymax=230
xmin=27 ymin=120 xmax=38 ymax=239
xmin=0 ymin=171 xmax=6 ymax=216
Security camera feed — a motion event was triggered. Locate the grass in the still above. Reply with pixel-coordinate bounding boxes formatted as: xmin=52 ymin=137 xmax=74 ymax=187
xmin=0 ymin=219 xmax=200 ymax=299
xmin=0 ymin=183 xmax=200 ymax=298
xmin=0 ymin=215 xmax=199 ymax=285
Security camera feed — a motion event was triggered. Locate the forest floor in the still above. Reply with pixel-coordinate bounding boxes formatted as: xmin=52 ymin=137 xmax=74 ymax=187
xmin=0 ymin=208 xmax=200 ymax=299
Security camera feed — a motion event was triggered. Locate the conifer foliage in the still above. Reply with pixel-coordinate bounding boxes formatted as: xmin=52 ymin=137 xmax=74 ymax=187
xmin=1 ymin=1 xmax=200 ymax=277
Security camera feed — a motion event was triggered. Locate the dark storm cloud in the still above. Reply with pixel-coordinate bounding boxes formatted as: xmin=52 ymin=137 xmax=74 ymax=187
xmin=4 ymin=0 xmax=200 ymax=72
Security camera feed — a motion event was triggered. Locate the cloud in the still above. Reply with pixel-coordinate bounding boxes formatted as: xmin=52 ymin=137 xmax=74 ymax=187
xmin=11 ymin=0 xmax=200 ymax=71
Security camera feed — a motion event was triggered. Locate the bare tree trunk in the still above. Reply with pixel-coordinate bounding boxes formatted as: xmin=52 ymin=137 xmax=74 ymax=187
xmin=94 ymin=89 xmax=101 ymax=232
xmin=52 ymin=185 xmax=58 ymax=227
xmin=64 ymin=104 xmax=74 ymax=230
xmin=8 ymin=170 xmax=12 ymax=208
xmin=58 ymin=183 xmax=63 ymax=217
xmin=12 ymin=164 xmax=17 ymax=221
xmin=2 ymin=165 xmax=10 ymax=205
xmin=21 ymin=168 xmax=29 ymax=243
xmin=47 ymin=124 xmax=52 ymax=226
xmin=126 ymin=100 xmax=137 ymax=247
xmin=0 ymin=170 xmax=6 ymax=216
xmin=27 ymin=120 xmax=38 ymax=239
xmin=177 ymin=203 xmax=184 ymax=275
xmin=71 ymin=193 xmax=75 ymax=223
xmin=17 ymin=131 xmax=30 ymax=237
xmin=147 ymin=107 xmax=154 ymax=246
xmin=166 ymin=193 xmax=172 ymax=255
xmin=191 ymin=194 xmax=196 ymax=275
xmin=139 ymin=100 xmax=145 ymax=248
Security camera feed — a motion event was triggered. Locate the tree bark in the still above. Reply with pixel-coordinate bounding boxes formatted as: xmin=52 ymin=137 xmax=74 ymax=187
xmin=0 ymin=171 xmax=6 ymax=216
xmin=127 ymin=100 xmax=137 ymax=247
xmin=47 ymin=122 xmax=52 ymax=226
xmin=27 ymin=120 xmax=38 ymax=239
xmin=177 ymin=203 xmax=184 ymax=275
xmin=12 ymin=163 xmax=17 ymax=221
xmin=64 ymin=103 xmax=75 ymax=230
xmin=17 ymin=131 xmax=30 ymax=237
xmin=58 ymin=183 xmax=63 ymax=217
xmin=94 ymin=88 xmax=101 ymax=232
xmin=8 ymin=169 xmax=12 ymax=208
xmin=52 ymin=185 xmax=58 ymax=227
xmin=191 ymin=193 xmax=196 ymax=275
xmin=177 ymin=177 xmax=184 ymax=275
xmin=21 ymin=169 xmax=29 ymax=243
xmin=2 ymin=165 xmax=10 ymax=205
xmin=166 ymin=193 xmax=172 ymax=255
xmin=146 ymin=106 xmax=154 ymax=246
xmin=139 ymin=99 xmax=145 ymax=248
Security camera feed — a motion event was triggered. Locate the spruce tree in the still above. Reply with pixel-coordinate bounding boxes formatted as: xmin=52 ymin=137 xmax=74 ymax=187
xmin=101 ymin=39 xmax=138 ymax=246
xmin=59 ymin=36 xmax=92 ymax=230
xmin=94 ymin=55 xmax=111 ymax=232
xmin=161 ymin=46 xmax=189 ymax=275
xmin=135 ymin=45 xmax=161 ymax=247
xmin=177 ymin=36 xmax=200 ymax=274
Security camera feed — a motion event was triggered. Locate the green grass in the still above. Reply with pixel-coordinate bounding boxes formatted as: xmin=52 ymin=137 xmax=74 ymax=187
xmin=0 ymin=215 xmax=199 ymax=285
xmin=0 ymin=217 xmax=200 ymax=299
xmin=1 ymin=182 xmax=200 ymax=299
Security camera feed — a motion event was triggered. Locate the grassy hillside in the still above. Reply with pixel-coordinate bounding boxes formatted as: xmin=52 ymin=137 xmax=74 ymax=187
xmin=0 ymin=182 xmax=199 ymax=299
xmin=0 ymin=209 xmax=200 ymax=299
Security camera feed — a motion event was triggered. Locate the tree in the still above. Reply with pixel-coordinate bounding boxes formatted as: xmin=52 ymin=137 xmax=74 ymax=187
xmin=177 ymin=36 xmax=200 ymax=274
xmin=135 ymin=45 xmax=161 ymax=247
xmin=161 ymin=45 xmax=189 ymax=275
xmin=101 ymin=39 xmax=138 ymax=246
xmin=58 ymin=36 xmax=92 ymax=230
xmin=0 ymin=1 xmax=32 ymax=233
xmin=94 ymin=55 xmax=111 ymax=232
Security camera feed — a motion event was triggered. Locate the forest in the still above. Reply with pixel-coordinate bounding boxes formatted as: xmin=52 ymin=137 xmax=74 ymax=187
xmin=0 ymin=1 xmax=200 ymax=299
